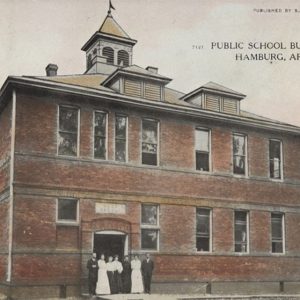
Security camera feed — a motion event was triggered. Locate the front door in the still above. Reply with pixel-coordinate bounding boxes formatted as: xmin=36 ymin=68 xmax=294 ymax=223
xmin=93 ymin=232 xmax=126 ymax=261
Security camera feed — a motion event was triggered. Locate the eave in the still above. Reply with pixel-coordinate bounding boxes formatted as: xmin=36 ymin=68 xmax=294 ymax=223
xmin=81 ymin=32 xmax=137 ymax=51
xmin=1 ymin=76 xmax=299 ymax=136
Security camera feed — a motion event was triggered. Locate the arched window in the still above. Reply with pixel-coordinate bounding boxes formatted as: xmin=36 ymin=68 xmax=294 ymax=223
xmin=102 ymin=47 xmax=114 ymax=65
xmin=87 ymin=54 xmax=92 ymax=69
xmin=118 ymin=50 xmax=129 ymax=67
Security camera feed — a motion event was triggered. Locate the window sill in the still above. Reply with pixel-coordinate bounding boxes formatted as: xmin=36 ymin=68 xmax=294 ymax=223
xmin=56 ymin=221 xmax=79 ymax=227
xmin=269 ymin=178 xmax=284 ymax=183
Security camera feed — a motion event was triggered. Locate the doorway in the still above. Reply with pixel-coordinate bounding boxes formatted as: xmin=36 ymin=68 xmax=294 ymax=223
xmin=93 ymin=231 xmax=128 ymax=261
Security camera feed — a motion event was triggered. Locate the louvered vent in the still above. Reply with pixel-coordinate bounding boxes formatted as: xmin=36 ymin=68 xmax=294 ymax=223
xmin=103 ymin=47 xmax=114 ymax=65
xmin=124 ymin=78 xmax=142 ymax=97
xmin=118 ymin=50 xmax=129 ymax=67
xmin=145 ymin=82 xmax=161 ymax=101
xmin=206 ymin=95 xmax=220 ymax=111
xmin=223 ymin=98 xmax=238 ymax=114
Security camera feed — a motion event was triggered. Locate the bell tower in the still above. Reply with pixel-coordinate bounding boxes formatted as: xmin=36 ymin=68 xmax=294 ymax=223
xmin=81 ymin=4 xmax=137 ymax=75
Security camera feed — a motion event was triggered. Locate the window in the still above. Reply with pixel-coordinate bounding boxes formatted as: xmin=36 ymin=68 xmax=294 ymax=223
xmin=117 ymin=50 xmax=129 ymax=67
xmin=233 ymin=133 xmax=247 ymax=175
xmin=195 ymin=129 xmax=210 ymax=172
xmin=57 ymin=199 xmax=78 ymax=223
xmin=94 ymin=111 xmax=107 ymax=159
xmin=142 ymin=119 xmax=158 ymax=166
xmin=234 ymin=211 xmax=248 ymax=253
xmin=103 ymin=47 xmax=114 ymax=65
xmin=115 ymin=115 xmax=127 ymax=162
xmin=269 ymin=140 xmax=282 ymax=180
xmin=196 ymin=208 xmax=211 ymax=252
xmin=271 ymin=213 xmax=284 ymax=253
xmin=141 ymin=204 xmax=159 ymax=250
xmin=87 ymin=54 xmax=92 ymax=69
xmin=58 ymin=106 xmax=79 ymax=156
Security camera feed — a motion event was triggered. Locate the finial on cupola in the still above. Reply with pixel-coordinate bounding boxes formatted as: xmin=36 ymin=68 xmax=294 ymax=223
xmin=108 ymin=0 xmax=115 ymax=16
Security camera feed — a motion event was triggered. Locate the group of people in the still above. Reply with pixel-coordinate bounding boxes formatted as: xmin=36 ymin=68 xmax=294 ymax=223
xmin=87 ymin=252 xmax=154 ymax=296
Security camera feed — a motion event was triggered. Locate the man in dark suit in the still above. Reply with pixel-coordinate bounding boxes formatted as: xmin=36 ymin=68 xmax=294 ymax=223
xmin=86 ymin=252 xmax=98 ymax=296
xmin=141 ymin=253 xmax=154 ymax=294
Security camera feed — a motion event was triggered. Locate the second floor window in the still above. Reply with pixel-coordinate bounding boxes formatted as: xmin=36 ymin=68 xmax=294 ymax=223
xmin=234 ymin=211 xmax=248 ymax=253
xmin=94 ymin=111 xmax=107 ymax=159
xmin=196 ymin=208 xmax=211 ymax=252
xmin=115 ymin=115 xmax=127 ymax=162
xmin=142 ymin=119 xmax=158 ymax=166
xmin=195 ymin=128 xmax=210 ymax=171
xmin=269 ymin=139 xmax=282 ymax=180
xmin=233 ymin=133 xmax=247 ymax=175
xmin=271 ymin=212 xmax=284 ymax=253
xmin=58 ymin=106 xmax=79 ymax=156
xmin=57 ymin=198 xmax=79 ymax=224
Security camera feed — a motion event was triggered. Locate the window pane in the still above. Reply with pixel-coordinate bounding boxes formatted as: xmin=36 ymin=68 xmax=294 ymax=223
xmin=94 ymin=112 xmax=106 ymax=137
xmin=196 ymin=237 xmax=209 ymax=252
xmin=59 ymin=107 xmax=78 ymax=132
xmin=141 ymin=205 xmax=158 ymax=225
xmin=58 ymin=132 xmax=77 ymax=156
xmin=270 ymin=140 xmax=281 ymax=159
xmin=196 ymin=152 xmax=209 ymax=171
xmin=233 ymin=135 xmax=245 ymax=155
xmin=142 ymin=120 xmax=157 ymax=144
xmin=142 ymin=153 xmax=157 ymax=165
xmin=270 ymin=158 xmax=281 ymax=179
xmin=233 ymin=156 xmax=245 ymax=175
xmin=196 ymin=209 xmax=210 ymax=235
xmin=272 ymin=242 xmax=283 ymax=253
xmin=115 ymin=140 xmax=126 ymax=162
xmin=195 ymin=130 xmax=209 ymax=152
xmin=115 ymin=116 xmax=126 ymax=139
xmin=94 ymin=136 xmax=106 ymax=159
xmin=235 ymin=211 xmax=248 ymax=253
xmin=58 ymin=199 xmax=78 ymax=221
xmin=141 ymin=229 xmax=158 ymax=250
xmin=235 ymin=211 xmax=247 ymax=222
xmin=272 ymin=219 xmax=283 ymax=239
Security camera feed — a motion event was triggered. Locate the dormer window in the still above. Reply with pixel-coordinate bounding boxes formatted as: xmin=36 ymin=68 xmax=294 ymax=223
xmin=118 ymin=50 xmax=129 ymax=67
xmin=103 ymin=47 xmax=114 ymax=65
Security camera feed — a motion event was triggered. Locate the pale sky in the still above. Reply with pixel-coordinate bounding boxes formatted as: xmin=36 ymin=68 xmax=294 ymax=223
xmin=0 ymin=0 xmax=299 ymax=126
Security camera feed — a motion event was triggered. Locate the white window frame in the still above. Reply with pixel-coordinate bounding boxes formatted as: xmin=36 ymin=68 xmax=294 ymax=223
xmin=195 ymin=127 xmax=212 ymax=173
xmin=271 ymin=212 xmax=285 ymax=254
xmin=114 ymin=114 xmax=128 ymax=163
xmin=57 ymin=105 xmax=80 ymax=157
xmin=232 ymin=133 xmax=248 ymax=177
xmin=56 ymin=198 xmax=79 ymax=225
xmin=93 ymin=110 xmax=108 ymax=160
xmin=141 ymin=118 xmax=160 ymax=166
xmin=269 ymin=139 xmax=284 ymax=181
xmin=234 ymin=210 xmax=249 ymax=254
xmin=196 ymin=207 xmax=212 ymax=253
xmin=140 ymin=204 xmax=160 ymax=252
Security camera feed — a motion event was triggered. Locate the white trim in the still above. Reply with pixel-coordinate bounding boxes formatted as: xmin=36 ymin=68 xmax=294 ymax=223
xmin=7 ymin=89 xmax=16 ymax=282
xmin=93 ymin=110 xmax=108 ymax=160
xmin=56 ymin=198 xmax=79 ymax=225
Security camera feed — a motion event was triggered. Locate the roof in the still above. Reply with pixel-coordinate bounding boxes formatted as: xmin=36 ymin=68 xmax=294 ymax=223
xmin=99 ymin=14 xmax=131 ymax=39
xmin=181 ymin=81 xmax=246 ymax=101
xmin=102 ymin=65 xmax=172 ymax=87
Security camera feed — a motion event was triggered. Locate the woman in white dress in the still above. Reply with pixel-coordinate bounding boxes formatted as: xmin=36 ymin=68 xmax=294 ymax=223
xmin=96 ymin=254 xmax=111 ymax=295
xmin=131 ymin=255 xmax=144 ymax=293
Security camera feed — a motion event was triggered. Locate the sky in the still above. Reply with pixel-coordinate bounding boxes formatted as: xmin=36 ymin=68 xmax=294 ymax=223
xmin=0 ymin=0 xmax=299 ymax=126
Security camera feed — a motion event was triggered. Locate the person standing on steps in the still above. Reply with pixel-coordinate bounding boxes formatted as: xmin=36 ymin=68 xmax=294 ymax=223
xmin=86 ymin=252 xmax=98 ymax=296
xmin=141 ymin=253 xmax=154 ymax=294
xmin=122 ymin=255 xmax=131 ymax=293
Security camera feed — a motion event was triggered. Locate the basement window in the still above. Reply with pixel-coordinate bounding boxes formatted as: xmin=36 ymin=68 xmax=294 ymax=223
xmin=57 ymin=199 xmax=79 ymax=224
xmin=58 ymin=106 xmax=79 ymax=157
xmin=142 ymin=119 xmax=159 ymax=166
xmin=271 ymin=213 xmax=285 ymax=253
xmin=141 ymin=204 xmax=159 ymax=251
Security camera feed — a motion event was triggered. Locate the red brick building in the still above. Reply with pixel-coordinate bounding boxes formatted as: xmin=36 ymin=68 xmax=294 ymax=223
xmin=1 ymin=8 xmax=300 ymax=299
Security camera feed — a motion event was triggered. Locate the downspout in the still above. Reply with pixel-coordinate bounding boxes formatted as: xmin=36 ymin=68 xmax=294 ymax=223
xmin=7 ymin=89 xmax=16 ymax=282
